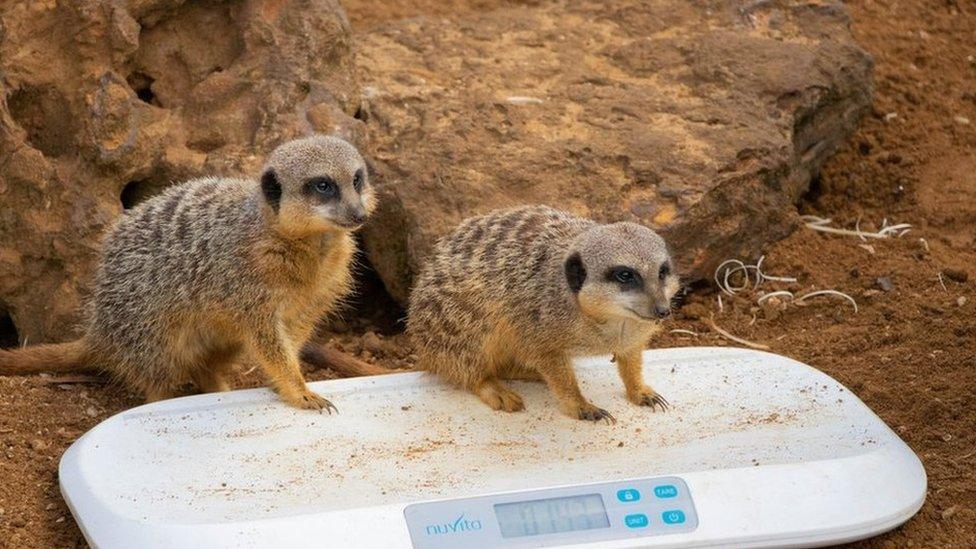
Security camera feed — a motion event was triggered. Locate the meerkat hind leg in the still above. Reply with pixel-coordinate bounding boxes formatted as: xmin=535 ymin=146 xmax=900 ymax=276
xmin=474 ymin=377 xmax=525 ymax=412
xmin=190 ymin=368 xmax=230 ymax=393
xmin=501 ymin=367 xmax=544 ymax=382
xmin=616 ymin=349 xmax=669 ymax=412
xmin=144 ymin=385 xmax=176 ymax=403
xmin=190 ymin=343 xmax=241 ymax=393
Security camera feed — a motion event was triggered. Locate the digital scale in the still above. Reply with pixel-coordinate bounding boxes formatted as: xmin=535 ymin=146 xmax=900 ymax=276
xmin=59 ymin=347 xmax=926 ymax=548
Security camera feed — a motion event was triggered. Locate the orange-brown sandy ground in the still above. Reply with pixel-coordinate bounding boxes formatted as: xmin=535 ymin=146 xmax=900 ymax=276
xmin=1 ymin=0 xmax=974 ymax=546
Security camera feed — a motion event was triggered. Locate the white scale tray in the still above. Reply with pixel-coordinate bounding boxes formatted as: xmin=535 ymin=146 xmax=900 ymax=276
xmin=60 ymin=347 xmax=926 ymax=548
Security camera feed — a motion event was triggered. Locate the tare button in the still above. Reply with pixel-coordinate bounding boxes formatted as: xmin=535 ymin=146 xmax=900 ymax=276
xmin=616 ymin=489 xmax=641 ymax=503
xmin=653 ymin=484 xmax=678 ymax=498
xmin=662 ymin=510 xmax=686 ymax=525
xmin=624 ymin=514 xmax=649 ymax=529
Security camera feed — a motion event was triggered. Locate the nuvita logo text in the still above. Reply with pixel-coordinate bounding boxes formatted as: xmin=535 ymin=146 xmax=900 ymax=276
xmin=425 ymin=514 xmax=483 ymax=536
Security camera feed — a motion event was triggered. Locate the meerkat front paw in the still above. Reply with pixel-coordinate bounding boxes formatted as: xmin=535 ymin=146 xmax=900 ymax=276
xmin=575 ymin=402 xmax=616 ymax=424
xmin=281 ymin=387 xmax=338 ymax=414
xmin=628 ymin=388 xmax=669 ymax=412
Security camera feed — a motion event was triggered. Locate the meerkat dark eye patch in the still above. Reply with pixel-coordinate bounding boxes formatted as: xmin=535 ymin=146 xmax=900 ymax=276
xmin=606 ymin=266 xmax=643 ymax=289
xmin=659 ymin=262 xmax=671 ymax=281
xmin=306 ymin=176 xmax=339 ymax=201
xmin=353 ymin=169 xmax=365 ymax=193
xmin=260 ymin=169 xmax=281 ymax=212
xmin=564 ymin=252 xmax=586 ymax=293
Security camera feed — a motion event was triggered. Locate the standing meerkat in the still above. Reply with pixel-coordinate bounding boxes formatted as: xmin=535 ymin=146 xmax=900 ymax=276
xmin=0 ymin=135 xmax=378 ymax=411
xmin=408 ymin=205 xmax=680 ymax=423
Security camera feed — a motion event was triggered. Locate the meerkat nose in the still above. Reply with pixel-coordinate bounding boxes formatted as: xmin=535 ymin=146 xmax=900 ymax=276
xmin=349 ymin=210 xmax=367 ymax=225
xmin=653 ymin=303 xmax=671 ymax=318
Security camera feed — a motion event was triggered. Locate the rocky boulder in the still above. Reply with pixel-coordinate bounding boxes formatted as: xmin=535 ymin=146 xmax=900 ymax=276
xmin=358 ymin=0 xmax=873 ymax=302
xmin=0 ymin=0 xmax=362 ymax=343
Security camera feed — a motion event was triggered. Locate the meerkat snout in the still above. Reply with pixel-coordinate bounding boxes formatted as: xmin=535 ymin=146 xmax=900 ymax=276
xmin=567 ymin=222 xmax=680 ymax=324
xmin=260 ymin=135 xmax=375 ymax=232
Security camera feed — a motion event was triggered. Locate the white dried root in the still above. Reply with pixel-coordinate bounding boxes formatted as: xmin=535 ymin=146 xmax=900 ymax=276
xmin=756 ymin=290 xmax=795 ymax=305
xmin=505 ymin=96 xmax=544 ymax=105
xmin=801 ymin=215 xmax=911 ymax=239
xmin=795 ymin=290 xmax=858 ymax=313
xmin=707 ymin=317 xmax=770 ymax=350
xmin=713 ymin=255 xmax=859 ymax=315
xmin=714 ymin=255 xmax=797 ymax=296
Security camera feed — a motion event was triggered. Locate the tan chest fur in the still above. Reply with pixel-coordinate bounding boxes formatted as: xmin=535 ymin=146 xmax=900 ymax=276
xmin=258 ymin=231 xmax=356 ymax=345
xmin=573 ymin=317 xmax=660 ymax=356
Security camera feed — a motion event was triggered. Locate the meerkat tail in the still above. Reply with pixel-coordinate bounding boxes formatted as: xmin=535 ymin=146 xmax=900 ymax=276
xmin=300 ymin=344 xmax=395 ymax=377
xmin=0 ymin=339 xmax=90 ymax=376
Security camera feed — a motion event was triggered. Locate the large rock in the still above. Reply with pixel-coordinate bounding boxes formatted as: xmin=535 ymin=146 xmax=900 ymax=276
xmin=358 ymin=0 xmax=873 ymax=302
xmin=0 ymin=0 xmax=361 ymax=343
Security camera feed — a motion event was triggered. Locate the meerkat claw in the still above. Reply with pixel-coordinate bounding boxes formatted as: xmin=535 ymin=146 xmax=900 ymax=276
xmin=579 ymin=406 xmax=616 ymax=424
xmin=291 ymin=390 xmax=338 ymax=414
xmin=640 ymin=393 xmax=669 ymax=412
xmin=323 ymin=400 xmax=339 ymax=415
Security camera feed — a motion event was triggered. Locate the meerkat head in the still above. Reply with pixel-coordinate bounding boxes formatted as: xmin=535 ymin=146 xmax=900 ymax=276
xmin=258 ymin=135 xmax=375 ymax=233
xmin=564 ymin=222 xmax=680 ymax=323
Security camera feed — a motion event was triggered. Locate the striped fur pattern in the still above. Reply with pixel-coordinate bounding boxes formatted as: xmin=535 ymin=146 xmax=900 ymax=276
xmin=2 ymin=135 xmax=373 ymax=410
xmin=408 ymin=205 xmax=680 ymax=422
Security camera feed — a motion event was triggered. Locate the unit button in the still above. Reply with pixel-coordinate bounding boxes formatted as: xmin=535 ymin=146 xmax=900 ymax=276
xmin=624 ymin=514 xmax=649 ymax=529
xmin=653 ymin=484 xmax=678 ymax=498
xmin=662 ymin=510 xmax=686 ymax=525
xmin=616 ymin=488 xmax=641 ymax=503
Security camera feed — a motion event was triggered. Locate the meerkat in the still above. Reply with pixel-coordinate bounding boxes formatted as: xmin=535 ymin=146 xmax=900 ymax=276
xmin=0 ymin=135 xmax=378 ymax=411
xmin=408 ymin=205 xmax=680 ymax=423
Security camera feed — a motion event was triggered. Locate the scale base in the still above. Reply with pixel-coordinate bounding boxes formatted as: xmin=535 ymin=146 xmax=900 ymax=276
xmin=60 ymin=347 xmax=925 ymax=548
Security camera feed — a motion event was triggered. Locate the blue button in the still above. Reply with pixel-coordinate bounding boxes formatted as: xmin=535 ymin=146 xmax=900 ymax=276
xmin=654 ymin=484 xmax=678 ymax=498
xmin=662 ymin=510 xmax=686 ymax=525
xmin=616 ymin=488 xmax=641 ymax=503
xmin=624 ymin=514 xmax=649 ymax=528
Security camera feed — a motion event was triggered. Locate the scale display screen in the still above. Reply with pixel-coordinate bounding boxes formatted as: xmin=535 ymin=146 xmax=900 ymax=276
xmin=404 ymin=476 xmax=698 ymax=547
xmin=493 ymin=493 xmax=610 ymax=538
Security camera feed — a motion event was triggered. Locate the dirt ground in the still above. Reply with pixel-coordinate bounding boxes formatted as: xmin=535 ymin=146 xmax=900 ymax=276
xmin=1 ymin=0 xmax=974 ymax=547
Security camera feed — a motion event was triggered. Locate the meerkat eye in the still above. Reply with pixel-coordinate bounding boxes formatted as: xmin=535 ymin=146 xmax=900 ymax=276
xmin=659 ymin=262 xmax=671 ymax=281
xmin=615 ymin=269 xmax=635 ymax=283
xmin=353 ymin=169 xmax=365 ymax=193
xmin=307 ymin=177 xmax=338 ymax=199
xmin=607 ymin=266 xmax=642 ymax=288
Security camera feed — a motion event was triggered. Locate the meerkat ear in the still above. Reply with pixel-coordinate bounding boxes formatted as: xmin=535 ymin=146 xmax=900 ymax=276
xmin=261 ymin=169 xmax=281 ymax=213
xmin=564 ymin=252 xmax=586 ymax=293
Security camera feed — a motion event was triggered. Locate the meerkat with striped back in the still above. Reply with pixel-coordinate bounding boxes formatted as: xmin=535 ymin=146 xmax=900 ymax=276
xmin=408 ymin=205 xmax=680 ymax=423
xmin=0 ymin=135 xmax=380 ymax=411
